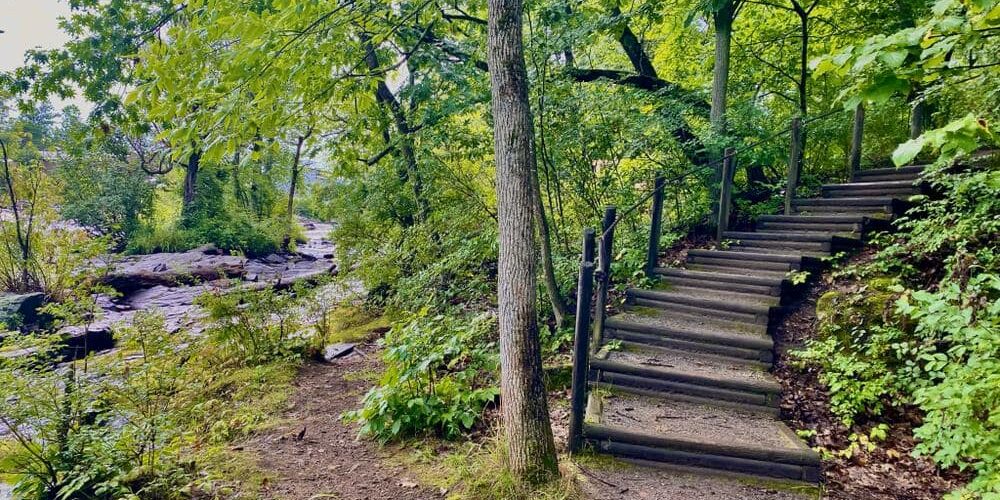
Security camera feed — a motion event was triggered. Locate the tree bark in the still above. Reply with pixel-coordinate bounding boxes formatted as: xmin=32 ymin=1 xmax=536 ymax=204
xmin=487 ymin=0 xmax=559 ymax=482
xmin=531 ymin=160 xmax=569 ymax=327
xmin=710 ymin=1 xmax=737 ymax=223
xmin=284 ymin=131 xmax=310 ymax=250
xmin=710 ymin=2 xmax=735 ymax=139
xmin=363 ymin=37 xmax=431 ymax=224
xmin=181 ymin=148 xmax=201 ymax=218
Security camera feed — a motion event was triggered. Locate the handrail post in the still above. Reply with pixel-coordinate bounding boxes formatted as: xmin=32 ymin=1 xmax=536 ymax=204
xmin=568 ymin=229 xmax=596 ymax=454
xmin=716 ymin=148 xmax=736 ymax=242
xmin=848 ymin=103 xmax=864 ymax=179
xmin=591 ymin=206 xmax=616 ymax=352
xmin=645 ymin=174 xmax=666 ymax=280
xmin=784 ymin=117 xmax=803 ymax=215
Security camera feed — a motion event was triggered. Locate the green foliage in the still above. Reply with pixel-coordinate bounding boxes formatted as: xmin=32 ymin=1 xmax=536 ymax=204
xmin=196 ymin=286 xmax=307 ymax=365
xmin=57 ymin=149 xmax=155 ymax=244
xmin=796 ymin=158 xmax=1000 ymax=496
xmin=0 ymin=283 xmax=332 ymax=498
xmin=344 ymin=309 xmax=500 ymax=441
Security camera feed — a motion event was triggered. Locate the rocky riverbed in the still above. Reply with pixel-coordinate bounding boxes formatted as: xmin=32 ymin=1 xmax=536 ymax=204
xmin=1 ymin=220 xmax=343 ymax=360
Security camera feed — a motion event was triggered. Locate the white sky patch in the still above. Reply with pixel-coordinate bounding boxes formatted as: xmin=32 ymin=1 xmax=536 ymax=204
xmin=0 ymin=0 xmax=93 ymax=114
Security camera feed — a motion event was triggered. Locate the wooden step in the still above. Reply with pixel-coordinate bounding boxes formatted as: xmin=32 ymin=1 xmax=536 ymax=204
xmin=656 ymin=271 xmax=782 ymax=297
xmin=687 ymin=248 xmax=807 ymax=265
xmin=627 ymin=289 xmax=775 ymax=326
xmin=592 ymin=346 xmax=781 ymax=408
xmin=687 ymin=253 xmax=796 ymax=272
xmin=756 ymin=221 xmax=862 ymax=233
xmin=654 ymin=267 xmax=786 ymax=288
xmin=584 ymin=395 xmax=821 ymax=482
xmin=687 ymin=264 xmax=790 ymax=280
xmin=792 ymin=197 xmax=897 ymax=207
xmin=853 ymin=165 xmax=925 ymax=178
xmin=822 ymin=179 xmax=919 ymax=190
xmin=722 ymin=245 xmax=829 ymax=260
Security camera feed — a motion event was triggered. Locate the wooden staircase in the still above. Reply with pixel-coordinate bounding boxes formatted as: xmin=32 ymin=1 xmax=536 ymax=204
xmin=576 ymin=165 xmax=925 ymax=483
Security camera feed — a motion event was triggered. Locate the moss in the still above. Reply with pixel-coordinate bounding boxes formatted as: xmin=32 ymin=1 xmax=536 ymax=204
xmin=628 ymin=306 xmax=663 ymax=318
xmin=737 ymin=476 xmax=823 ymax=498
xmin=323 ymin=306 xmax=391 ymax=344
xmin=815 ymin=290 xmax=844 ymax=324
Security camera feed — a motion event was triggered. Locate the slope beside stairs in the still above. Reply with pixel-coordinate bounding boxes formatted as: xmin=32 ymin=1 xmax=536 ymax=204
xmin=581 ymin=165 xmax=926 ymax=483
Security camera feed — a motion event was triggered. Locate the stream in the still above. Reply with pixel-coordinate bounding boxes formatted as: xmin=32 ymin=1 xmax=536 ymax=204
xmin=55 ymin=220 xmax=345 ymax=358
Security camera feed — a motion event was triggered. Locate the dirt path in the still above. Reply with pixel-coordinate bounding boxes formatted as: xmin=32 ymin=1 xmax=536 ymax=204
xmin=245 ymin=349 xmax=440 ymax=500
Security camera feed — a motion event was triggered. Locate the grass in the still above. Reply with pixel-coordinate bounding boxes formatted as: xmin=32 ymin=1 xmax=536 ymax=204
xmin=400 ymin=435 xmax=583 ymax=500
xmin=322 ymin=306 xmax=392 ymax=344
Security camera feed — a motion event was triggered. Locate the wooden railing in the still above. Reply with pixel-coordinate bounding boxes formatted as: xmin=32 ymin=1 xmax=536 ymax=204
xmin=566 ymin=107 xmax=862 ymax=453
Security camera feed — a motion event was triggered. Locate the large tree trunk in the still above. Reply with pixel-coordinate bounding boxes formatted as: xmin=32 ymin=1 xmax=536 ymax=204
xmin=487 ymin=0 xmax=559 ymax=482
xmin=709 ymin=1 xmax=736 ymax=222
xmin=710 ymin=2 xmax=735 ymax=140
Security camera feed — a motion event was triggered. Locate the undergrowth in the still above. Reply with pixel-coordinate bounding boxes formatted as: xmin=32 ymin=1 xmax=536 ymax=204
xmin=0 ymin=282 xmax=347 ymax=499
xmin=795 ymin=156 xmax=1000 ymax=497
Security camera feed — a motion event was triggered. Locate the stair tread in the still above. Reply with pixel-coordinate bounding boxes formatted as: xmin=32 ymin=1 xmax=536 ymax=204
xmin=823 ymin=180 xmax=918 ymax=189
xmin=629 ymin=288 xmax=773 ymax=314
xmin=854 ymin=165 xmax=925 ymax=176
xmin=723 ymin=230 xmax=852 ymax=242
xmin=794 ymin=197 xmax=895 ymax=205
xmin=688 ymin=264 xmax=790 ymax=279
xmin=723 ymin=246 xmax=829 ymax=259
xmin=757 ymin=214 xmax=869 ymax=223
xmin=610 ymin=309 xmax=770 ymax=342
xmin=598 ymin=393 xmax=810 ymax=456
xmin=654 ymin=267 xmax=785 ymax=286
xmin=689 ymin=248 xmax=805 ymax=264
xmin=652 ymin=284 xmax=779 ymax=307
xmin=602 ymin=345 xmax=778 ymax=390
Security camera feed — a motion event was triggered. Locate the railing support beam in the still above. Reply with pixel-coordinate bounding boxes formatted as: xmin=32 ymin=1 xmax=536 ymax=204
xmin=592 ymin=206 xmax=616 ymax=352
xmin=568 ymin=229 xmax=596 ymax=454
xmin=645 ymin=175 xmax=666 ymax=280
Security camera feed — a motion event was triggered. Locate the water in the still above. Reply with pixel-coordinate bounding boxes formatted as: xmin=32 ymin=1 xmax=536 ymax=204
xmin=0 ymin=482 xmax=12 ymax=500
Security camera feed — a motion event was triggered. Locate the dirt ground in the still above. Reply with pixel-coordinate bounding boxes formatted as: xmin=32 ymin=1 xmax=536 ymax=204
xmin=244 ymin=349 xmax=441 ymax=500
xmin=245 ymin=339 xmax=819 ymax=500
xmin=772 ymin=251 xmax=969 ymax=499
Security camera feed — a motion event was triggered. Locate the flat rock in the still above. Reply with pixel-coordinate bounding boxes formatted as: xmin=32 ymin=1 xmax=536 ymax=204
xmin=322 ymin=343 xmax=355 ymax=361
xmin=103 ymin=250 xmax=247 ymax=294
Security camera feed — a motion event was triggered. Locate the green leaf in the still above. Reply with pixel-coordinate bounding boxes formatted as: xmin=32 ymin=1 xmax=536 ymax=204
xmin=893 ymin=137 xmax=926 ymax=166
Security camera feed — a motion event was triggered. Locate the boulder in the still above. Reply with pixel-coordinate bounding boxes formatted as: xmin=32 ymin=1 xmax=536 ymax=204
xmin=103 ymin=251 xmax=247 ymax=294
xmin=59 ymin=324 xmax=115 ymax=360
xmin=0 ymin=292 xmax=46 ymax=328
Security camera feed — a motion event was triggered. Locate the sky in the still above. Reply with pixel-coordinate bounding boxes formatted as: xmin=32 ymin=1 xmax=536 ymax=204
xmin=0 ymin=0 xmax=93 ymax=113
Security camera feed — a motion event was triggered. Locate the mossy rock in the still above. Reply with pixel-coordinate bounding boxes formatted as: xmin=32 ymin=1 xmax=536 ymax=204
xmin=817 ymin=277 xmax=901 ymax=338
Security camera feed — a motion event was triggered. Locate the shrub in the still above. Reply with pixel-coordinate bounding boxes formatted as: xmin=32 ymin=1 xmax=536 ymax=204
xmin=344 ymin=309 xmax=499 ymax=441
xmin=196 ymin=286 xmax=308 ymax=365
xmin=796 ymin=158 xmax=1000 ymax=497
xmin=57 ymin=150 xmax=155 ymax=245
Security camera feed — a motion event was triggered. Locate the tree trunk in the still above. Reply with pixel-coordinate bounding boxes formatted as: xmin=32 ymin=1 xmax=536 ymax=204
xmin=531 ymin=160 xmax=569 ymax=327
xmin=363 ymin=37 xmax=431 ymax=224
xmin=182 ymin=149 xmax=201 ymax=216
xmin=910 ymin=95 xmax=929 ymax=139
xmin=710 ymin=1 xmax=736 ymax=223
xmin=710 ymin=2 xmax=735 ymax=140
xmin=284 ymin=133 xmax=309 ymax=250
xmin=487 ymin=0 xmax=559 ymax=482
